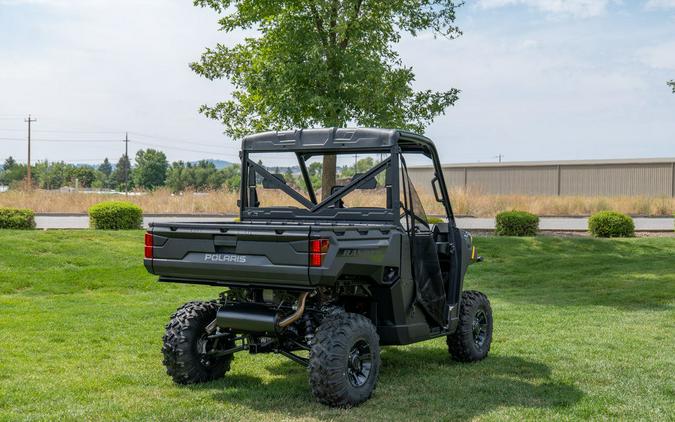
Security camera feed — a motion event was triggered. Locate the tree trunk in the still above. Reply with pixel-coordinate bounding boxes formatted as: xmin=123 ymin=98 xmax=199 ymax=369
xmin=321 ymin=153 xmax=337 ymax=201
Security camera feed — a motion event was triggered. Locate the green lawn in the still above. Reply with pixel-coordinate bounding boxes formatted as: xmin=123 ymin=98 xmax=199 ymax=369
xmin=1 ymin=231 xmax=673 ymax=421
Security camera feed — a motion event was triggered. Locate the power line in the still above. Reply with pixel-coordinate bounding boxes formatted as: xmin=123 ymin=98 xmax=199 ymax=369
xmin=128 ymin=131 xmax=231 ymax=150
xmin=0 ymin=127 xmax=124 ymax=135
xmin=32 ymin=129 xmax=123 ymax=135
xmin=37 ymin=158 xmax=110 ymax=164
xmin=130 ymin=139 xmax=239 ymax=159
xmin=33 ymin=139 xmax=121 ymax=143
xmin=0 ymin=137 xmax=122 ymax=143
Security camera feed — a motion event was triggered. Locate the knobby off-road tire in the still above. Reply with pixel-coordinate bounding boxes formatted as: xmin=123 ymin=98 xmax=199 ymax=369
xmin=309 ymin=313 xmax=381 ymax=407
xmin=447 ymin=290 xmax=493 ymax=362
xmin=162 ymin=301 xmax=234 ymax=384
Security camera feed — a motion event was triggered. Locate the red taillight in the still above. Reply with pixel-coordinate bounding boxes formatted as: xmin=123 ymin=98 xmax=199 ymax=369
xmin=144 ymin=232 xmax=153 ymax=259
xmin=309 ymin=253 xmax=323 ymax=267
xmin=309 ymin=239 xmax=329 ymax=267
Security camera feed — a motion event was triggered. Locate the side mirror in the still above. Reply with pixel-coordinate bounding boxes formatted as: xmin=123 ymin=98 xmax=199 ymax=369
xmin=431 ymin=177 xmax=443 ymax=203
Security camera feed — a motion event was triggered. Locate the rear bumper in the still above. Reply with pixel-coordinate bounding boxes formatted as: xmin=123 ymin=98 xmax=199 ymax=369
xmin=156 ymin=275 xmax=314 ymax=291
xmin=147 ymin=257 xmax=312 ymax=287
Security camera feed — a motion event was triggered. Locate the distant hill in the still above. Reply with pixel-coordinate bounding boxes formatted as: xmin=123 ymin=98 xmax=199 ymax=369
xmin=208 ymin=159 xmax=234 ymax=169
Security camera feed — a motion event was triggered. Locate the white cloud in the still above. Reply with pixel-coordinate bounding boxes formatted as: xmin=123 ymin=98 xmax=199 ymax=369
xmin=0 ymin=0 xmax=244 ymax=164
xmin=638 ymin=41 xmax=675 ymax=70
xmin=397 ymin=18 xmax=675 ymax=162
xmin=645 ymin=0 xmax=675 ymax=9
xmin=476 ymin=0 xmax=615 ymax=18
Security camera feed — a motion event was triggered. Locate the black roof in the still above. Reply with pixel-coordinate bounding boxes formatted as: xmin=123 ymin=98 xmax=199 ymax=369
xmin=241 ymin=128 xmax=434 ymax=153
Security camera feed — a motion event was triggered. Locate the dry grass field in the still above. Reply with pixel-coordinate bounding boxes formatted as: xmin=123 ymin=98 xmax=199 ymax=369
xmin=1 ymin=187 xmax=674 ymax=216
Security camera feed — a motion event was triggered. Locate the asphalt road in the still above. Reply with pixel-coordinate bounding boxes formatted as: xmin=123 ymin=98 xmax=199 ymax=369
xmin=33 ymin=214 xmax=675 ymax=231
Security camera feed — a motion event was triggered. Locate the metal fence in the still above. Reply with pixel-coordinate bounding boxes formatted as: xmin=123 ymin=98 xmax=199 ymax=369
xmin=408 ymin=158 xmax=675 ymax=197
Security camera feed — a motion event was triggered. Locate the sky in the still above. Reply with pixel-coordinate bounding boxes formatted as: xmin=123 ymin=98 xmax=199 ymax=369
xmin=0 ymin=0 xmax=674 ymax=167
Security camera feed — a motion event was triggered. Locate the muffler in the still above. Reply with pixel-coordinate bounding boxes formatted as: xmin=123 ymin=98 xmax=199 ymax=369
xmin=216 ymin=292 xmax=309 ymax=334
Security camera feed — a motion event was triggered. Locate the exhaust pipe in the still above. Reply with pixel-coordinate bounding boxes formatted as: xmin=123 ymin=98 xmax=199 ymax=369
xmin=216 ymin=292 xmax=310 ymax=334
xmin=277 ymin=292 xmax=309 ymax=328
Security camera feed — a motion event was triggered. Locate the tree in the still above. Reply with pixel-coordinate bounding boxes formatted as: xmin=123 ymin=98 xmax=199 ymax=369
xmin=0 ymin=157 xmax=26 ymax=186
xmin=133 ymin=149 xmax=168 ymax=190
xmin=71 ymin=166 xmax=97 ymax=188
xmin=3 ymin=156 xmax=16 ymax=170
xmin=166 ymin=161 xmax=187 ymax=193
xmin=340 ymin=157 xmax=374 ymax=178
xmin=34 ymin=161 xmax=73 ymax=190
xmin=94 ymin=158 xmax=113 ymax=189
xmin=221 ymin=164 xmax=241 ymax=191
xmin=669 ymin=80 xmax=674 ymax=93
xmin=191 ymin=0 xmax=461 ymax=199
xmin=308 ymin=162 xmax=322 ymax=178
xmin=98 ymin=158 xmax=112 ymax=177
xmin=113 ymin=154 xmax=132 ymax=191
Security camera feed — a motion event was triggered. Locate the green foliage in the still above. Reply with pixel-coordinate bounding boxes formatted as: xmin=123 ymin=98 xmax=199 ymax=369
xmin=88 ymin=201 xmax=143 ymax=230
xmin=0 ymin=157 xmax=26 ymax=186
xmin=192 ymin=1 xmax=460 ymax=137
xmin=0 ymin=208 xmax=35 ymax=229
xmin=339 ymin=157 xmax=375 ymax=179
xmin=495 ymin=210 xmax=539 ymax=236
xmin=98 ymin=158 xmax=113 ymax=177
xmin=133 ymin=149 xmax=168 ymax=190
xmin=166 ymin=162 xmax=241 ymax=193
xmin=3 ymin=156 xmax=16 ymax=169
xmin=95 ymin=158 xmax=114 ymax=189
xmin=112 ymin=154 xmax=133 ymax=191
xmin=71 ymin=166 xmax=97 ymax=188
xmin=588 ymin=211 xmax=635 ymax=238
xmin=426 ymin=216 xmax=445 ymax=224
xmin=29 ymin=161 xmax=99 ymax=189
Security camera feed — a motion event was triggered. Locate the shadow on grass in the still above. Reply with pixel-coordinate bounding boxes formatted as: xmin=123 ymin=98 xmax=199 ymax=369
xmin=471 ymin=237 xmax=675 ymax=310
xmin=187 ymin=348 xmax=583 ymax=420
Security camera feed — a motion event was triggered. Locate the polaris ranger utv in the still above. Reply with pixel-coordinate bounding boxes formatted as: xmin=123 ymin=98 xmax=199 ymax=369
xmin=144 ymin=128 xmax=492 ymax=407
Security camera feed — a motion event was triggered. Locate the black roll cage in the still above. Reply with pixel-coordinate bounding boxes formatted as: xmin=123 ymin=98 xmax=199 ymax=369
xmin=238 ymin=129 xmax=456 ymax=227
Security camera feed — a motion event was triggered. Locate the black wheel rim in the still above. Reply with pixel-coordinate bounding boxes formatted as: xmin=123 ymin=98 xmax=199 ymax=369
xmin=472 ymin=309 xmax=488 ymax=349
xmin=346 ymin=339 xmax=372 ymax=387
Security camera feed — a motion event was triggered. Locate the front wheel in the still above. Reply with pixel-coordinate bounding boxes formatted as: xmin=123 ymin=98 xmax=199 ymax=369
xmin=162 ymin=301 xmax=234 ymax=384
xmin=309 ymin=313 xmax=381 ymax=407
xmin=447 ymin=290 xmax=493 ymax=362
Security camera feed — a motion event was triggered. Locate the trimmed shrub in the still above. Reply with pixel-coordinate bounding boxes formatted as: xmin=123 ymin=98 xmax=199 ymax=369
xmin=88 ymin=201 xmax=143 ymax=230
xmin=0 ymin=208 xmax=36 ymax=229
xmin=426 ymin=216 xmax=445 ymax=224
xmin=495 ymin=210 xmax=539 ymax=236
xmin=588 ymin=211 xmax=634 ymax=238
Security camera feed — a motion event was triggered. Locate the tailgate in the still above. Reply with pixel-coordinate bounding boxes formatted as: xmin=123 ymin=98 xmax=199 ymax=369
xmin=146 ymin=222 xmax=311 ymax=287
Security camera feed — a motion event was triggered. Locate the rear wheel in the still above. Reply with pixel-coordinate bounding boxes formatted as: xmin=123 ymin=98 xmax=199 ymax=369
xmin=447 ymin=290 xmax=493 ymax=362
xmin=162 ymin=301 xmax=234 ymax=384
xmin=309 ymin=313 xmax=380 ymax=407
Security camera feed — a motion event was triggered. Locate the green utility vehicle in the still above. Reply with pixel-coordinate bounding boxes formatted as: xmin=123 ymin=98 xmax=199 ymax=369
xmin=144 ymin=128 xmax=492 ymax=407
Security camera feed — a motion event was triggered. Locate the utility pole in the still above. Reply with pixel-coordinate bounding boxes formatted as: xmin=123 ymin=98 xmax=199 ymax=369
xmin=124 ymin=132 xmax=129 ymax=195
xmin=24 ymin=114 xmax=36 ymax=189
xmin=495 ymin=154 xmax=504 ymax=163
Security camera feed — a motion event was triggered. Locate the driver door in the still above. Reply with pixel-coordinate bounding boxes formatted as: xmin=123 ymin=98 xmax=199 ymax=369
xmin=399 ymin=157 xmax=448 ymax=327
